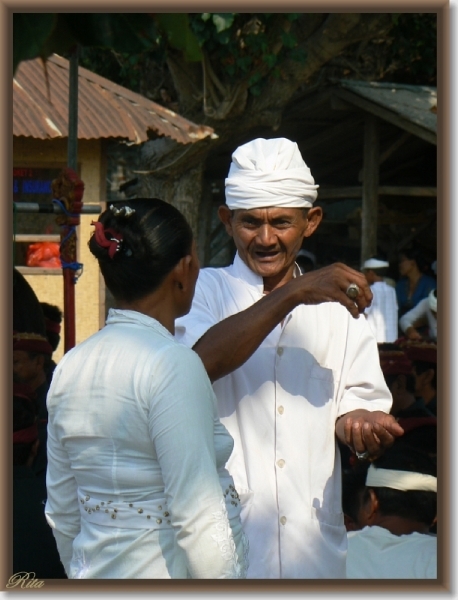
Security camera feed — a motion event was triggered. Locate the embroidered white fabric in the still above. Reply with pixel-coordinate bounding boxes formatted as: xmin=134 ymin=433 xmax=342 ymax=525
xmin=45 ymin=309 xmax=248 ymax=579
xmin=211 ymin=498 xmax=248 ymax=579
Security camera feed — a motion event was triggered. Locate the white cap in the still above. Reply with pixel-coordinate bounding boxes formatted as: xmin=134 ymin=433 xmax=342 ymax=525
xmin=362 ymin=258 xmax=389 ymax=270
xmin=225 ymin=138 xmax=318 ymax=210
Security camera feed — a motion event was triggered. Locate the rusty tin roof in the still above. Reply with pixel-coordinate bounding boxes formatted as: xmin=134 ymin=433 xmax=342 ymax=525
xmin=13 ymin=54 xmax=216 ymax=145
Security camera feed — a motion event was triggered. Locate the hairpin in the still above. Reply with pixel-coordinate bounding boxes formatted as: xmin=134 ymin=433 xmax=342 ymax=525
xmin=110 ymin=204 xmax=135 ymax=217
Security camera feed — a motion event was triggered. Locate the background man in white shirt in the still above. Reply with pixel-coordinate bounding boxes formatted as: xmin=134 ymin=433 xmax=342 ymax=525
xmin=362 ymin=257 xmax=399 ymax=343
xmin=400 ymin=288 xmax=437 ymax=342
xmin=343 ymin=441 xmax=437 ymax=578
xmin=176 ymin=137 xmax=403 ymax=578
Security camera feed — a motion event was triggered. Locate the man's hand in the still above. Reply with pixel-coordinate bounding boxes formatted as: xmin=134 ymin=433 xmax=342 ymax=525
xmin=294 ymin=263 xmax=373 ymax=318
xmin=336 ymin=409 xmax=404 ymax=460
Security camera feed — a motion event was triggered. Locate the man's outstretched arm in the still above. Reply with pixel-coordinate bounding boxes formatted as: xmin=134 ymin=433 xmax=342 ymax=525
xmin=193 ymin=263 xmax=372 ymax=382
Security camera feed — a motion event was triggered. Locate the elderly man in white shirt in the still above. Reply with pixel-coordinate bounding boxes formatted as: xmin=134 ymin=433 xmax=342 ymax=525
xmin=362 ymin=257 xmax=399 ymax=343
xmin=399 ymin=288 xmax=437 ymax=342
xmin=175 ymin=138 xmax=403 ymax=579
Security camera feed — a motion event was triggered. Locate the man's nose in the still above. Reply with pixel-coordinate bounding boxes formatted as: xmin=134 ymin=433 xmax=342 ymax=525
xmin=256 ymin=225 xmax=276 ymax=245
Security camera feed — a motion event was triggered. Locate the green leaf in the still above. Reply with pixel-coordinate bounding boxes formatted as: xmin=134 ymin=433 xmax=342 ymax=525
xmin=215 ymin=30 xmax=232 ymax=45
xmin=212 ymin=13 xmax=235 ymax=33
xmin=248 ymin=71 xmax=263 ymax=86
xmin=155 ymin=13 xmax=202 ymax=61
xmin=281 ymin=31 xmax=297 ymax=49
xmin=262 ymin=53 xmax=277 ymax=68
xmin=236 ymin=55 xmax=252 ymax=72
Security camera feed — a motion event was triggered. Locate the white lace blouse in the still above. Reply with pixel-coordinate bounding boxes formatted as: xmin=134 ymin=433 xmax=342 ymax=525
xmin=45 ymin=309 xmax=248 ymax=579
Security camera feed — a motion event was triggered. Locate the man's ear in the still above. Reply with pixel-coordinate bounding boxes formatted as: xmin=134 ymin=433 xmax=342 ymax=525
xmin=365 ymin=488 xmax=380 ymax=523
xmin=303 ymin=206 xmax=323 ymax=238
xmin=217 ymin=205 xmax=234 ymax=237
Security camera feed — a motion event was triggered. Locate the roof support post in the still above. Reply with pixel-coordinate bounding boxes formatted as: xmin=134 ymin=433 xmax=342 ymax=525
xmin=361 ymin=113 xmax=380 ymax=264
xmin=63 ymin=46 xmax=79 ymax=353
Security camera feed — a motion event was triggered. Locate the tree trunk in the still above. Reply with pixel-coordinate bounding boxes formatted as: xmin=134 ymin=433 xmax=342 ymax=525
xmin=137 ymin=13 xmax=394 ymax=264
xmin=139 ymin=148 xmax=205 ymax=258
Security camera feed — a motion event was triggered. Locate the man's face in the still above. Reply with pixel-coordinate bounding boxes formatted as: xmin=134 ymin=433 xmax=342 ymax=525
xmin=13 ymin=350 xmax=42 ymax=386
xmin=218 ymin=205 xmax=322 ymax=286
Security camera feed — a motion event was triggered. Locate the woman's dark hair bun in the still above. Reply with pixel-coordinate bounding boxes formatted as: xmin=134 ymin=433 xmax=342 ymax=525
xmin=89 ymin=198 xmax=193 ymax=303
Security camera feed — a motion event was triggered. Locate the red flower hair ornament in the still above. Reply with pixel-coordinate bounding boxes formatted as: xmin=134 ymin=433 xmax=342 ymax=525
xmin=91 ymin=221 xmax=123 ymax=259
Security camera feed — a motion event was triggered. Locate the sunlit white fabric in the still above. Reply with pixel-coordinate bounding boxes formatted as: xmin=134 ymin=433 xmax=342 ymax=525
xmin=175 ymin=253 xmax=392 ymax=578
xmin=45 ymin=309 xmax=248 ymax=579
xmin=225 ymin=138 xmax=319 ymax=209
xmin=364 ymin=280 xmax=399 ymax=343
xmin=399 ymin=296 xmax=437 ymax=341
xmin=346 ymin=526 xmax=437 ymax=578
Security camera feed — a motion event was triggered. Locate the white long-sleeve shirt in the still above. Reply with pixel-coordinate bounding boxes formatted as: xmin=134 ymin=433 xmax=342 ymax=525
xmin=399 ymin=296 xmax=437 ymax=341
xmin=346 ymin=526 xmax=437 ymax=578
xmin=45 ymin=309 xmax=248 ymax=579
xmin=364 ymin=280 xmax=399 ymax=343
xmin=175 ymin=253 xmax=392 ymax=578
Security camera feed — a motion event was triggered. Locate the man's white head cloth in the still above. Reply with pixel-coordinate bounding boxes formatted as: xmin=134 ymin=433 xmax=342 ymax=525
xmin=225 ymin=138 xmax=319 ymax=210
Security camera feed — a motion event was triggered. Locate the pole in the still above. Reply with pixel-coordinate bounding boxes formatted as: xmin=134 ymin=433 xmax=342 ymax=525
xmin=361 ymin=114 xmax=380 ymax=265
xmin=63 ymin=47 xmax=80 ymax=352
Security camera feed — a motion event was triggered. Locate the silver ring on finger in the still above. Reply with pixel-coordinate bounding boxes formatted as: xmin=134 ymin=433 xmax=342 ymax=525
xmin=346 ymin=283 xmax=360 ymax=300
xmin=356 ymin=450 xmax=370 ymax=460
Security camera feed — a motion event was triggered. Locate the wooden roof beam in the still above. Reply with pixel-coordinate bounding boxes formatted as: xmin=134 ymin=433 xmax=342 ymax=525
xmin=333 ymin=88 xmax=436 ymax=146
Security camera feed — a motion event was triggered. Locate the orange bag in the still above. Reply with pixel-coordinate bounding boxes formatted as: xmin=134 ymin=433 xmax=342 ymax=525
xmin=26 ymin=242 xmax=61 ymax=268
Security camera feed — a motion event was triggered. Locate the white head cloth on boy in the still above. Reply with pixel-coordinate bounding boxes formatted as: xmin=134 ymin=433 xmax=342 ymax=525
xmin=225 ymin=138 xmax=319 ymax=210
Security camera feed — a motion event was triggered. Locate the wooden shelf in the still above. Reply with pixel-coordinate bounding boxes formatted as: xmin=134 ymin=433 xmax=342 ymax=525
xmin=15 ymin=266 xmax=62 ymax=276
xmin=13 ymin=234 xmax=61 ymax=243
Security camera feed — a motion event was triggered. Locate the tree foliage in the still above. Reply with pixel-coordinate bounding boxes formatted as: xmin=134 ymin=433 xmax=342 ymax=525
xmin=13 ymin=13 xmax=201 ymax=74
xmin=13 ymin=12 xmax=437 ymax=244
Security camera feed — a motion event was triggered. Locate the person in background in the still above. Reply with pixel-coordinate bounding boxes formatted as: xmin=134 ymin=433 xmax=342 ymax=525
xmin=399 ymin=288 xmax=437 ymax=342
xmin=404 ymin=344 xmax=438 ymax=417
xmin=378 ymin=345 xmax=434 ymax=419
xmin=13 ymin=267 xmax=46 ymax=336
xmin=45 ymin=199 xmax=248 ymax=579
xmin=343 ymin=441 xmax=437 ymax=578
xmin=396 ymin=247 xmax=436 ymax=318
xmin=40 ymin=302 xmax=63 ymax=383
xmin=13 ymin=382 xmax=67 ymax=579
xmin=175 ymin=137 xmax=403 ymax=579
xmin=362 ymin=257 xmax=398 ymax=343
xmin=13 ymin=331 xmax=54 ymax=484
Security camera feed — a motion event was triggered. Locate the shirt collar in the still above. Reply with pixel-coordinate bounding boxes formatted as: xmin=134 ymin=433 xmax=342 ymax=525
xmin=106 ymin=308 xmax=174 ymax=340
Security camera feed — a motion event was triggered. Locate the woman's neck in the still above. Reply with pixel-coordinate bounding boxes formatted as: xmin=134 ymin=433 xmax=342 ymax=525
xmin=115 ymin=289 xmax=176 ymax=334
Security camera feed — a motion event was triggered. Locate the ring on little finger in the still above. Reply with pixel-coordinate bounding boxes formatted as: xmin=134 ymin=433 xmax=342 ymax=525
xmin=356 ymin=451 xmax=370 ymax=460
xmin=346 ymin=283 xmax=360 ymax=300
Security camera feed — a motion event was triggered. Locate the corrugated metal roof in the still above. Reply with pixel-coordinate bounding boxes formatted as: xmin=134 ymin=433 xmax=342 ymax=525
xmin=13 ymin=54 xmax=217 ymax=145
xmin=338 ymin=80 xmax=437 ymax=134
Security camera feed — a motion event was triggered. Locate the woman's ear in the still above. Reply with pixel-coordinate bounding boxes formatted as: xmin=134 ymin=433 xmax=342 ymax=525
xmin=172 ymin=255 xmax=192 ymax=292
